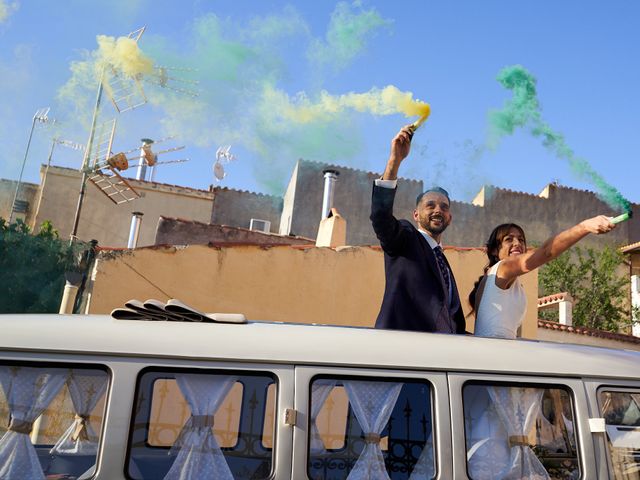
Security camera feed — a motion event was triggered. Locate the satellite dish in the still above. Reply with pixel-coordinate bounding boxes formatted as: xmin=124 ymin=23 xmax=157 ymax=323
xmin=216 ymin=145 xmax=235 ymax=163
xmin=213 ymin=161 xmax=226 ymax=181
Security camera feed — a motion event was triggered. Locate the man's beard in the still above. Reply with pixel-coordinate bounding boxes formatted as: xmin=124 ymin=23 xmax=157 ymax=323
xmin=419 ymin=217 xmax=449 ymax=236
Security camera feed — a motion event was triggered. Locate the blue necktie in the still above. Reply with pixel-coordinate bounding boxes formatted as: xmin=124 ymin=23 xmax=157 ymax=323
xmin=433 ymin=246 xmax=451 ymax=296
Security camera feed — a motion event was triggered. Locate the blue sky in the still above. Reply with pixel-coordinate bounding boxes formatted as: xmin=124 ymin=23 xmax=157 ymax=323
xmin=0 ymin=0 xmax=638 ymax=210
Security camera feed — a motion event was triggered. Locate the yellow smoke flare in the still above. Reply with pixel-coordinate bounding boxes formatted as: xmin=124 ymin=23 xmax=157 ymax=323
xmin=95 ymin=35 xmax=154 ymax=77
xmin=266 ymin=84 xmax=430 ymax=125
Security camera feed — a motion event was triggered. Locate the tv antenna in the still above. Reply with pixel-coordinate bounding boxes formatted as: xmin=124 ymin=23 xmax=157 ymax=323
xmin=86 ymin=128 xmax=187 ymax=204
xmin=122 ymin=137 xmax=188 ymax=183
xmin=102 ymin=27 xmax=150 ymax=114
xmin=9 ymin=107 xmax=55 ymax=222
xmin=146 ymin=66 xmax=199 ymax=98
xmin=213 ymin=145 xmax=236 ymax=182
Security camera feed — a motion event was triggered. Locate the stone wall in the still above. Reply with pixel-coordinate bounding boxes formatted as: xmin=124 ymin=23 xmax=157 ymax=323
xmin=446 ymin=184 xmax=637 ymax=248
xmin=280 ymin=161 xmax=638 ymax=248
xmin=210 ymin=187 xmax=282 ymax=234
xmin=281 ymin=160 xmax=423 ymax=245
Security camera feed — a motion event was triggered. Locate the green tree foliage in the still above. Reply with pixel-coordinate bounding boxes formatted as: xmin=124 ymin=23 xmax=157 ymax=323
xmin=0 ymin=218 xmax=84 ymax=313
xmin=538 ymin=246 xmax=630 ymax=332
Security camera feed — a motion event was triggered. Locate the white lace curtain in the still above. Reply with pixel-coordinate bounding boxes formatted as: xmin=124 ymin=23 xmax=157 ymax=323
xmin=408 ymin=432 xmax=434 ymax=480
xmin=310 ymin=380 xmax=336 ymax=453
xmin=488 ymin=386 xmax=549 ymax=480
xmin=163 ymin=374 xmax=237 ymax=480
xmin=0 ymin=366 xmax=68 ymax=480
xmin=50 ymin=370 xmax=108 ymax=455
xmin=343 ymin=380 xmax=402 ymax=480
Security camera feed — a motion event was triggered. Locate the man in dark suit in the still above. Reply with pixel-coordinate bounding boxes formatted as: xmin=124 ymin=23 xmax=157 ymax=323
xmin=370 ymin=125 xmax=466 ymax=334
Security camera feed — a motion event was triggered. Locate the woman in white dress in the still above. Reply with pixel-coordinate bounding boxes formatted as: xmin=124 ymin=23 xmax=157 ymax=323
xmin=470 ymin=215 xmax=616 ymax=339
xmin=465 ymin=215 xmax=617 ymax=479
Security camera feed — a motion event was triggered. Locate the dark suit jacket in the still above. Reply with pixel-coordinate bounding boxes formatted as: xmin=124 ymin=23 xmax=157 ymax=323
xmin=370 ymin=184 xmax=466 ymax=333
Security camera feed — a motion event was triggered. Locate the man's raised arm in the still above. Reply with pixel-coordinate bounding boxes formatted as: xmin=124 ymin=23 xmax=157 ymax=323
xmin=371 ymin=126 xmax=415 ymax=253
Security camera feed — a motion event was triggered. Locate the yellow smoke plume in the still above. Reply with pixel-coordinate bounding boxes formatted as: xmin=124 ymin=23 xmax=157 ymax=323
xmin=264 ymin=84 xmax=430 ymax=124
xmin=95 ymin=35 xmax=154 ymax=77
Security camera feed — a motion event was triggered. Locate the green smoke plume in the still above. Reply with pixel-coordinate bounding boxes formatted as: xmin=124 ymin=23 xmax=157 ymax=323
xmin=56 ymin=4 xmax=396 ymax=194
xmin=308 ymin=1 xmax=391 ymax=72
xmin=489 ymin=65 xmax=630 ymax=212
xmin=0 ymin=0 xmax=18 ymax=23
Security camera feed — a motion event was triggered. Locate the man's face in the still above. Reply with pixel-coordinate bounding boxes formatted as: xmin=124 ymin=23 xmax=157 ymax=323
xmin=413 ymin=192 xmax=452 ymax=237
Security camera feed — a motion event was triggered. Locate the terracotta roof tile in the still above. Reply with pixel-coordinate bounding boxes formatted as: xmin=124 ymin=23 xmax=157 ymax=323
xmin=620 ymin=241 xmax=640 ymax=253
xmin=537 ymin=292 xmax=572 ymax=306
xmin=157 ymin=216 xmax=314 ymax=241
xmin=537 ymin=319 xmax=640 ymax=344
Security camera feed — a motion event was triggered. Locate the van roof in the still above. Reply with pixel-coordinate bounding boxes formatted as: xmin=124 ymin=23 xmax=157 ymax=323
xmin=1 ymin=315 xmax=638 ymax=379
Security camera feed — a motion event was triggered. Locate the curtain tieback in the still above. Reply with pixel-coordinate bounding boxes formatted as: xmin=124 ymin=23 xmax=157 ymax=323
xmin=72 ymin=414 xmax=90 ymax=442
xmin=8 ymin=418 xmax=33 ymax=435
xmin=364 ymin=432 xmax=381 ymax=444
xmin=508 ymin=435 xmax=529 ymax=448
xmin=191 ymin=415 xmax=215 ymax=428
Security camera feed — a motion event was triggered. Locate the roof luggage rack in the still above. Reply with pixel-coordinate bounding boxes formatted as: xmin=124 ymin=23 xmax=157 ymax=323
xmin=111 ymin=298 xmax=246 ymax=324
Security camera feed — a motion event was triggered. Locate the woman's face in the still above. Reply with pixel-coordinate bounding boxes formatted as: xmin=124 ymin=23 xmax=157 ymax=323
xmin=497 ymin=227 xmax=526 ymax=260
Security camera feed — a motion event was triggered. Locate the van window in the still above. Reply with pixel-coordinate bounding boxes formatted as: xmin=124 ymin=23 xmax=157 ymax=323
xmin=598 ymin=389 xmax=640 ymax=479
xmin=0 ymin=362 xmax=109 ymax=480
xmin=127 ymin=368 xmax=276 ymax=480
xmin=308 ymin=376 xmax=434 ymax=480
xmin=463 ymin=382 xmax=579 ymax=479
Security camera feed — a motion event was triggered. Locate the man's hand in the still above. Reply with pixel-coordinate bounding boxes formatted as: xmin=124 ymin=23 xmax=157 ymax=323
xmin=382 ymin=125 xmax=414 ymax=180
xmin=580 ymin=215 xmax=616 ymax=235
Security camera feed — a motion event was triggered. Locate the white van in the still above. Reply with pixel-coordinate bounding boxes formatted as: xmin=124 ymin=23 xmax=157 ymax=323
xmin=0 ymin=313 xmax=639 ymax=479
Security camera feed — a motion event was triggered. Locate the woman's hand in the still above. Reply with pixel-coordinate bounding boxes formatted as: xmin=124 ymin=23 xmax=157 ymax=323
xmin=580 ymin=215 xmax=616 ymax=235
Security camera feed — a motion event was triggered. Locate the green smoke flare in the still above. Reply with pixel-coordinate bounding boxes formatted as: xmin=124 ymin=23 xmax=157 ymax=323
xmin=489 ymin=65 xmax=630 ymax=212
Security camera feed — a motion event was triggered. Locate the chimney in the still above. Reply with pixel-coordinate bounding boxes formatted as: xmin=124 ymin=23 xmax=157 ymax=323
xmin=321 ymin=169 xmax=340 ymax=219
xmin=127 ymin=211 xmax=144 ymax=248
xmin=316 ymin=207 xmax=347 ymax=248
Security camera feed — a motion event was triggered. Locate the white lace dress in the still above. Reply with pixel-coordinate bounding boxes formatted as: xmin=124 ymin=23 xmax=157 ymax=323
xmin=474 ymin=261 xmax=526 ymax=339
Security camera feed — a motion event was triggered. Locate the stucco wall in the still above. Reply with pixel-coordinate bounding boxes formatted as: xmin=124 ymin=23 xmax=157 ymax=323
xmin=536 ymin=328 xmax=640 ymax=352
xmin=32 ymin=166 xmax=214 ymax=247
xmin=87 ymin=244 xmax=539 ymax=338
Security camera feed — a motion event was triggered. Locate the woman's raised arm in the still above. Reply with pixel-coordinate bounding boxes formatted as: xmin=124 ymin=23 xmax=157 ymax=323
xmin=496 ymin=215 xmax=615 ymax=287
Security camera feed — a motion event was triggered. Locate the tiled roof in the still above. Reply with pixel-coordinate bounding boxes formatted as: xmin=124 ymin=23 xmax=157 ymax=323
xmin=537 ymin=292 xmax=572 ymax=307
xmin=157 ymin=216 xmax=314 ymax=241
xmin=211 ymin=185 xmax=282 ymax=199
xmin=96 ymin=242 xmax=386 ymax=252
xmin=537 ymin=319 xmax=640 ymax=345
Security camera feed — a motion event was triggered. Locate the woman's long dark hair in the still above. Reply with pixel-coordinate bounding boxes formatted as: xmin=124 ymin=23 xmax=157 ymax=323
xmin=467 ymin=223 xmax=527 ymax=317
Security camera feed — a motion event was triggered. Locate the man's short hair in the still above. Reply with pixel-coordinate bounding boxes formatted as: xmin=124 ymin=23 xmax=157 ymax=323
xmin=416 ymin=187 xmax=450 ymax=206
